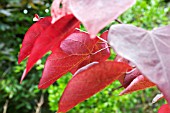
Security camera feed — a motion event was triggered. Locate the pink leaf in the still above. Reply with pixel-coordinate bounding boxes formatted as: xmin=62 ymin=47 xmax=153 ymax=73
xmin=158 ymin=104 xmax=170 ymax=113
xmin=120 ymin=75 xmax=155 ymax=95
xmin=51 ymin=0 xmax=71 ymax=23
xmin=20 ymin=15 xmax=80 ymax=83
xmin=108 ymin=24 xmax=170 ymax=103
xmin=58 ymin=61 xmax=132 ymax=112
xmin=70 ymin=0 xmax=136 ymax=37
xmin=18 ymin=16 xmax=52 ymax=64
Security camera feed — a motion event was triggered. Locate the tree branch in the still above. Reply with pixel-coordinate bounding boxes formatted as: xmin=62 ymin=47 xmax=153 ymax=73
xmin=35 ymin=94 xmax=44 ymax=113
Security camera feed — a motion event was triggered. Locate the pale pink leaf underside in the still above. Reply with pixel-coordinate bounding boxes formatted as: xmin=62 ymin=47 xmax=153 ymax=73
xmin=108 ymin=24 xmax=170 ymax=103
xmin=70 ymin=0 xmax=136 ymax=37
xmin=51 ymin=0 xmax=71 ymax=23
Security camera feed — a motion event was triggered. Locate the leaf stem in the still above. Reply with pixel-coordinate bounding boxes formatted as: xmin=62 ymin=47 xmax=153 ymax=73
xmin=97 ymin=36 xmax=108 ymax=43
xmin=91 ymin=46 xmax=110 ymax=55
xmin=115 ymin=19 xmax=123 ymax=24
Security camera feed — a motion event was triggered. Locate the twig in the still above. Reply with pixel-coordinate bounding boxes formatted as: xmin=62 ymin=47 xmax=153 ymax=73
xmin=115 ymin=19 xmax=123 ymax=24
xmin=35 ymin=94 xmax=44 ymax=113
xmin=3 ymin=100 xmax=9 ymax=113
xmin=109 ymin=86 xmax=123 ymax=96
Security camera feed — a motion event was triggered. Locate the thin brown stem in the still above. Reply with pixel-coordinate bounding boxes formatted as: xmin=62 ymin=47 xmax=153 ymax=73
xmin=115 ymin=19 xmax=123 ymax=24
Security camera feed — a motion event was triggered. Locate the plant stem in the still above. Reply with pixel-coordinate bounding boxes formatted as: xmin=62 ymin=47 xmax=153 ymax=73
xmin=3 ymin=100 xmax=9 ymax=113
xmin=115 ymin=19 xmax=123 ymax=24
xmin=91 ymin=46 xmax=110 ymax=55
xmin=35 ymin=94 xmax=44 ymax=113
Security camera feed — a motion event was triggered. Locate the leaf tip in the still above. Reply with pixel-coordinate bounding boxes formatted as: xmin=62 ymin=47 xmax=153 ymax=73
xmin=20 ymin=69 xmax=27 ymax=83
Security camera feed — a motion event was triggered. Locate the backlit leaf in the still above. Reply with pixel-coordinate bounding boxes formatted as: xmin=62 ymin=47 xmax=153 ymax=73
xmin=39 ymin=31 xmax=110 ymax=89
xmin=51 ymin=0 xmax=71 ymax=23
xmin=70 ymin=0 xmax=136 ymax=37
xmin=20 ymin=15 xmax=80 ymax=82
xmin=58 ymin=61 xmax=131 ymax=112
xmin=18 ymin=16 xmax=52 ymax=64
xmin=38 ymin=31 xmax=98 ymax=89
xmin=108 ymin=24 xmax=170 ymax=103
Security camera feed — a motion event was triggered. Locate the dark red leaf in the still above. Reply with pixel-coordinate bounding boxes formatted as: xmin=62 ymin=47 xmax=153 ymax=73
xmin=120 ymin=75 xmax=155 ymax=95
xmin=38 ymin=31 xmax=98 ymax=89
xmin=18 ymin=16 xmax=52 ymax=64
xmin=58 ymin=61 xmax=132 ymax=112
xmin=69 ymin=0 xmax=136 ymax=37
xmin=122 ymin=68 xmax=141 ymax=88
xmin=108 ymin=24 xmax=170 ymax=103
xmin=20 ymin=15 xmax=80 ymax=83
xmin=158 ymin=104 xmax=170 ymax=113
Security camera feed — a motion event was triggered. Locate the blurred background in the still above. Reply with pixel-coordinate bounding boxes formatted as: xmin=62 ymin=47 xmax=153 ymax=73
xmin=0 ymin=0 xmax=169 ymax=113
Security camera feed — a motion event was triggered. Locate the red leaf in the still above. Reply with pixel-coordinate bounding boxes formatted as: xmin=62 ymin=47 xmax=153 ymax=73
xmin=120 ymin=75 xmax=155 ymax=95
xmin=20 ymin=15 xmax=80 ymax=82
xmin=38 ymin=31 xmax=98 ymax=89
xmin=69 ymin=0 xmax=136 ymax=37
xmin=58 ymin=61 xmax=132 ymax=112
xmin=158 ymin=104 xmax=170 ymax=113
xmin=91 ymin=31 xmax=110 ymax=61
xmin=77 ymin=31 xmax=110 ymax=68
xmin=122 ymin=68 xmax=141 ymax=88
xmin=18 ymin=16 xmax=52 ymax=64
xmin=51 ymin=0 xmax=71 ymax=23
xmin=108 ymin=24 xmax=170 ymax=103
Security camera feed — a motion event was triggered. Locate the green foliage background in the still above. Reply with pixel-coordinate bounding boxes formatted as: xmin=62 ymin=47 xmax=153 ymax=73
xmin=0 ymin=0 xmax=169 ymax=113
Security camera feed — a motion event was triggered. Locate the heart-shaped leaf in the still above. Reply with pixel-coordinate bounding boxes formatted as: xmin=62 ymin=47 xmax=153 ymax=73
xmin=70 ymin=0 xmax=136 ymax=37
xmin=20 ymin=15 xmax=80 ymax=82
xmin=108 ymin=24 xmax=170 ymax=103
xmin=158 ymin=104 xmax=170 ymax=113
xmin=58 ymin=61 xmax=132 ymax=112
xmin=39 ymin=31 xmax=110 ymax=89
xmin=18 ymin=16 xmax=52 ymax=64
xmin=38 ymin=31 xmax=98 ymax=89
xmin=120 ymin=75 xmax=155 ymax=95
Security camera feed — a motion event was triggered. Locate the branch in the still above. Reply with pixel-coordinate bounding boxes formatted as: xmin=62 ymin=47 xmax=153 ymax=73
xmin=35 ymin=94 xmax=44 ymax=113
xmin=3 ymin=100 xmax=9 ymax=113
xmin=115 ymin=19 xmax=123 ymax=24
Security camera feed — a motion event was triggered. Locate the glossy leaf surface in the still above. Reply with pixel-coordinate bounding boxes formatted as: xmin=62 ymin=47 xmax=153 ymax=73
xmin=58 ymin=61 xmax=132 ymax=112
xmin=18 ymin=17 xmax=52 ymax=64
xmin=108 ymin=24 xmax=170 ymax=103
xmin=70 ymin=0 xmax=136 ymax=37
